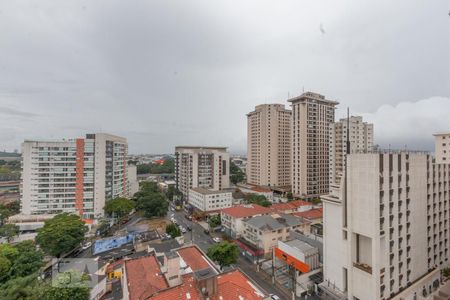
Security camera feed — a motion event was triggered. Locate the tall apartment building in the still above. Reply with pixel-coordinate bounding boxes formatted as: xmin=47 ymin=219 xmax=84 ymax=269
xmin=174 ymin=146 xmax=230 ymax=199
xmin=246 ymin=104 xmax=291 ymax=187
xmin=321 ymin=141 xmax=450 ymax=299
xmin=21 ymin=133 xmax=130 ymax=219
xmin=329 ymin=115 xmax=374 ymax=185
xmin=434 ymin=132 xmax=450 ymax=164
xmin=289 ymin=92 xmax=338 ymax=198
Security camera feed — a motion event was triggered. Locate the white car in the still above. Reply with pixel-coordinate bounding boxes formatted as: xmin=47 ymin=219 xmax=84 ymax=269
xmin=212 ymin=237 xmax=222 ymax=243
xmin=81 ymin=242 xmax=92 ymax=250
xmin=180 ymin=226 xmax=187 ymax=233
xmin=269 ymin=294 xmax=281 ymax=300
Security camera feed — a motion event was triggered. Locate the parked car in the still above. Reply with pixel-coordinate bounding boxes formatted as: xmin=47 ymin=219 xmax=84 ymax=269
xmin=212 ymin=237 xmax=221 ymax=243
xmin=204 ymin=229 xmax=210 ymax=235
xmin=269 ymin=294 xmax=281 ymax=300
xmin=181 ymin=227 xmax=187 ymax=234
xmin=81 ymin=242 xmax=92 ymax=250
xmin=186 ymin=225 xmax=192 ymax=231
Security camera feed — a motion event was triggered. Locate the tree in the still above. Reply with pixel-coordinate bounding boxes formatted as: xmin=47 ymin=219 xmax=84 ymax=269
xmin=96 ymin=219 xmax=111 ymax=237
xmin=136 ymin=193 xmax=168 ymax=218
xmin=136 ymin=159 xmax=175 ymax=175
xmin=0 ymin=223 xmax=19 ymax=242
xmin=165 ymin=223 xmax=181 ymax=238
xmin=40 ymin=270 xmax=90 ymax=300
xmin=36 ymin=213 xmax=88 ymax=257
xmin=0 ymin=255 xmax=12 ymax=282
xmin=0 ymin=201 xmax=20 ymax=225
xmin=207 ymin=241 xmax=239 ymax=270
xmin=311 ymin=198 xmax=322 ymax=205
xmin=245 ymin=194 xmax=271 ymax=207
xmin=8 ymin=241 xmax=43 ymax=279
xmin=286 ymin=192 xmax=293 ymax=201
xmin=104 ymin=197 xmax=135 ymax=219
xmin=230 ymin=161 xmax=245 ymax=184
xmin=0 ymin=273 xmax=41 ymax=300
xmin=208 ymin=215 xmax=221 ymax=228
xmin=443 ymin=267 xmax=450 ymax=279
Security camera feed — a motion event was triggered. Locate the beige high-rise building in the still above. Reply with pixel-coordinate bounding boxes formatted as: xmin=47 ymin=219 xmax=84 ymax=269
xmin=246 ymin=104 xmax=291 ymax=187
xmin=174 ymin=146 xmax=230 ymax=199
xmin=434 ymin=132 xmax=450 ymax=164
xmin=289 ymin=92 xmax=338 ymax=198
xmin=329 ymin=115 xmax=374 ymax=186
xmin=321 ymin=143 xmax=450 ymax=299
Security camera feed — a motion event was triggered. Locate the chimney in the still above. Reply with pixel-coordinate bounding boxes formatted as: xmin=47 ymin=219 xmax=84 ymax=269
xmin=194 ymin=268 xmax=218 ymax=299
xmin=163 ymin=251 xmax=182 ymax=287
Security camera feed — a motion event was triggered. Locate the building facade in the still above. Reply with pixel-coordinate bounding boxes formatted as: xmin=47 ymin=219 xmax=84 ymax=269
xmin=21 ymin=133 xmax=129 ymax=219
xmin=174 ymin=146 xmax=230 ymax=199
xmin=188 ymin=187 xmax=232 ymax=212
xmin=289 ymin=92 xmax=338 ymax=198
xmin=321 ymin=147 xmax=450 ymax=299
xmin=242 ymin=213 xmax=306 ymax=255
xmin=221 ymin=204 xmax=273 ymax=238
xmin=246 ymin=104 xmax=291 ymax=187
xmin=329 ymin=115 xmax=374 ymax=186
xmin=434 ymin=132 xmax=450 ymax=164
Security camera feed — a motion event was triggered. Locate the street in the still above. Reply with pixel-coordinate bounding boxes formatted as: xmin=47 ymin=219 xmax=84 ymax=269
xmin=168 ymin=209 xmax=320 ymax=300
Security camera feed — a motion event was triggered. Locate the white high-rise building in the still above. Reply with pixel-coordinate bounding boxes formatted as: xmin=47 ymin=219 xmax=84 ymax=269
xmin=175 ymin=146 xmax=230 ymax=199
xmin=246 ymin=104 xmax=291 ymax=187
xmin=289 ymin=92 xmax=338 ymax=198
xmin=329 ymin=115 xmax=374 ymax=186
xmin=321 ymin=140 xmax=450 ymax=299
xmin=21 ymin=133 xmax=130 ymax=219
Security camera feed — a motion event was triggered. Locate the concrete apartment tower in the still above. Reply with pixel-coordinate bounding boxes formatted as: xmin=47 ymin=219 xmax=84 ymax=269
xmin=21 ymin=133 xmax=131 ymax=220
xmin=329 ymin=115 xmax=374 ymax=186
xmin=434 ymin=132 xmax=450 ymax=164
xmin=246 ymin=104 xmax=292 ymax=187
xmin=321 ymin=138 xmax=450 ymax=299
xmin=289 ymin=92 xmax=338 ymax=198
xmin=174 ymin=146 xmax=230 ymax=199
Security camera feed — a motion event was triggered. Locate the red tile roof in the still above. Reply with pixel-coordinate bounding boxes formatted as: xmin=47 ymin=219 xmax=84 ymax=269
xmin=177 ymin=246 xmax=211 ymax=272
xmin=221 ymin=204 xmax=273 ymax=218
xmin=271 ymin=200 xmax=312 ymax=212
xmin=289 ymin=200 xmax=312 ymax=207
xmin=125 ymin=255 xmax=168 ymax=300
xmin=250 ymin=186 xmax=272 ymax=192
xmin=149 ymin=274 xmax=202 ymax=300
xmin=216 ymin=270 xmax=266 ymax=300
xmin=294 ymin=208 xmax=323 ymax=220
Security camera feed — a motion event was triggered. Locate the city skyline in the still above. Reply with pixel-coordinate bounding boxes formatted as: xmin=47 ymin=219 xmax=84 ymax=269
xmin=1 ymin=1 xmax=449 ymax=154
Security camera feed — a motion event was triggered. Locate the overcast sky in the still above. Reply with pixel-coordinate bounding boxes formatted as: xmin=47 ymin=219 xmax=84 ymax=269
xmin=0 ymin=0 xmax=449 ymax=154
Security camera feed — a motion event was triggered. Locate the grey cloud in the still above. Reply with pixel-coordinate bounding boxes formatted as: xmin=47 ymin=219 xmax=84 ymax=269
xmin=0 ymin=0 xmax=448 ymax=153
xmin=0 ymin=106 xmax=39 ymax=117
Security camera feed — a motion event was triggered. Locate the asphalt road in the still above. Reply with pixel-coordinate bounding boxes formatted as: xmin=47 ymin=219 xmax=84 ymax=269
xmin=168 ymin=208 xmax=216 ymax=253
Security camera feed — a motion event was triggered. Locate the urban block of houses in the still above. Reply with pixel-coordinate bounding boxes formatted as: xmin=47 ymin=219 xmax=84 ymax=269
xmin=121 ymin=245 xmax=268 ymax=300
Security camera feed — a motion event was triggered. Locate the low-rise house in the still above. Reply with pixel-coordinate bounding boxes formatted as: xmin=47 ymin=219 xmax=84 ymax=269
xmin=293 ymin=208 xmax=323 ymax=225
xmin=239 ymin=213 xmax=308 ymax=259
xmin=271 ymin=200 xmax=313 ymax=214
xmin=236 ymin=183 xmax=274 ymax=202
xmin=188 ymin=187 xmax=232 ymax=212
xmin=221 ymin=204 xmax=273 ymax=238
xmin=271 ymin=239 xmax=322 ymax=297
xmin=121 ymin=245 xmax=268 ymax=300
